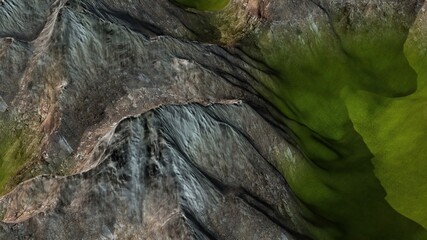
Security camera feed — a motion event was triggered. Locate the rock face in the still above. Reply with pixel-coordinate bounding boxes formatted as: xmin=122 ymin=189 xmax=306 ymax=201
xmin=0 ymin=104 xmax=310 ymax=239
xmin=1 ymin=1 xmax=311 ymax=239
xmin=2 ymin=0 xmax=427 ymax=239
xmin=0 ymin=0 xmax=272 ymax=189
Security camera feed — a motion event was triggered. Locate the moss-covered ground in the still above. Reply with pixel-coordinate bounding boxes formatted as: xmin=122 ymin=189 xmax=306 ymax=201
xmin=248 ymin=24 xmax=427 ymax=239
xmin=0 ymin=122 xmax=29 ymax=195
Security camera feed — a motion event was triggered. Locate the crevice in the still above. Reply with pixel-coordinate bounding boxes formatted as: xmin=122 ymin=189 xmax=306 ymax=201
xmin=163 ymin=128 xmax=306 ymax=239
xmin=307 ymin=0 xmax=353 ymax=59
xmin=194 ymin=160 xmax=309 ymax=239
xmin=182 ymin=208 xmax=218 ymax=240
xmin=202 ymin=108 xmax=291 ymax=184
xmin=79 ymin=2 xmax=163 ymax=38
xmin=238 ymin=189 xmax=312 ymax=240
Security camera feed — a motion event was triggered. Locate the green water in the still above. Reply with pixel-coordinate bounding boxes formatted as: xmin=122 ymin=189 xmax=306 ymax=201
xmin=247 ymin=24 xmax=427 ymax=239
xmin=173 ymin=0 xmax=229 ymax=10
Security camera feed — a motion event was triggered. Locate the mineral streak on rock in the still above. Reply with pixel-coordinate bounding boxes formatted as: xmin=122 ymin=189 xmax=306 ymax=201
xmin=0 ymin=96 xmax=7 ymax=113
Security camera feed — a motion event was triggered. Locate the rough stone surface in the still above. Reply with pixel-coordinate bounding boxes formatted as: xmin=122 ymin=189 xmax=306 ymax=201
xmin=0 ymin=1 xmax=309 ymax=238
xmin=0 ymin=104 xmax=309 ymax=239
xmin=2 ymin=0 xmax=427 ymax=239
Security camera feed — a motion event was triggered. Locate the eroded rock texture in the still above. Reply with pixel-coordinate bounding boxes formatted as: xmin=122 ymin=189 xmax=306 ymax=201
xmin=0 ymin=104 xmax=310 ymax=239
xmin=0 ymin=0 xmax=273 ymax=188
xmin=0 ymin=0 xmax=311 ymax=239
xmin=2 ymin=0 xmax=427 ymax=239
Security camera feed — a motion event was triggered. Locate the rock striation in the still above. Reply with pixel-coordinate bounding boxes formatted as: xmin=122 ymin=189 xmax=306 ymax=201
xmin=0 ymin=104 xmax=309 ymax=239
xmin=2 ymin=0 xmax=427 ymax=239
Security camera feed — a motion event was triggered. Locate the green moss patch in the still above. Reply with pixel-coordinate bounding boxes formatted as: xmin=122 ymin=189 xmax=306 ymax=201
xmin=0 ymin=122 xmax=31 ymax=195
xmin=244 ymin=21 xmax=427 ymax=239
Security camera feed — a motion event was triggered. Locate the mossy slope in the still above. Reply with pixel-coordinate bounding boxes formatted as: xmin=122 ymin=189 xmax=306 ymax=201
xmin=247 ymin=15 xmax=427 ymax=240
xmin=0 ymin=122 xmax=30 ymax=195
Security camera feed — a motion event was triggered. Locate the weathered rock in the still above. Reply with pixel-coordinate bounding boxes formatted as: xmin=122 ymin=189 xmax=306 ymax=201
xmin=2 ymin=0 xmax=427 ymax=239
xmin=0 ymin=0 xmax=275 ymax=187
xmin=0 ymin=104 xmax=309 ymax=239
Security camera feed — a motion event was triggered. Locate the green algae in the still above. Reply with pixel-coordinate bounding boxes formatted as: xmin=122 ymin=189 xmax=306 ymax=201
xmin=241 ymin=21 xmax=427 ymax=239
xmin=173 ymin=0 xmax=229 ymax=11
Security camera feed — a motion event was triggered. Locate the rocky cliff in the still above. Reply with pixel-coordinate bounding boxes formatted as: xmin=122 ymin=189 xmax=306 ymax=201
xmin=1 ymin=0 xmax=427 ymax=239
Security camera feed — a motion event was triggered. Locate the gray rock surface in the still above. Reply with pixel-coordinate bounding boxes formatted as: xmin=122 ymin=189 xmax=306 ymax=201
xmin=1 ymin=1 xmax=311 ymax=238
xmin=0 ymin=104 xmax=309 ymax=239
xmin=0 ymin=0 xmax=276 ymax=186
xmin=1 ymin=0 xmax=427 ymax=239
